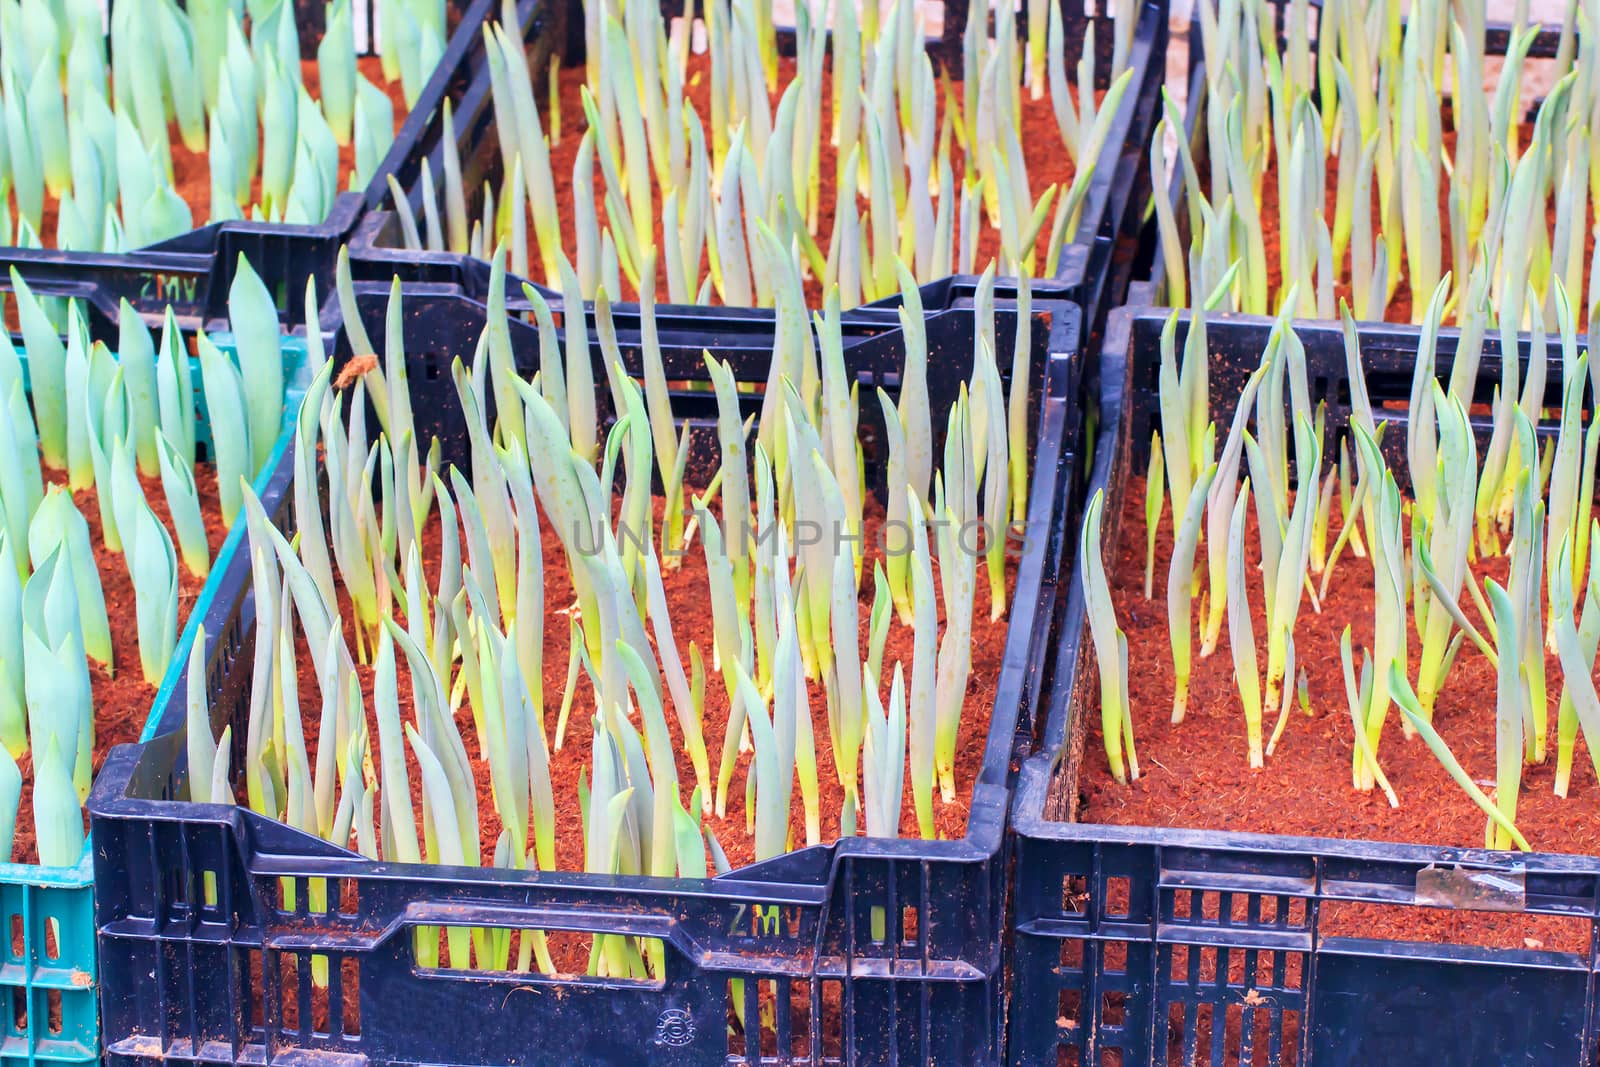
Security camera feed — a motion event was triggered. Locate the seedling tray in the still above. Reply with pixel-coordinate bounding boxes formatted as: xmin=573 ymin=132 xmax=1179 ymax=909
xmin=348 ymin=0 xmax=1166 ymax=349
xmin=0 ymin=0 xmax=493 ymax=329
xmin=1179 ymin=1 xmax=1575 ymax=84
xmin=1007 ymin=306 xmax=1597 ymax=1067
xmin=0 ymin=315 xmax=312 ymax=1067
xmin=1128 ymin=8 xmax=1575 ymax=312
xmin=88 ymin=276 xmax=1081 ymax=1066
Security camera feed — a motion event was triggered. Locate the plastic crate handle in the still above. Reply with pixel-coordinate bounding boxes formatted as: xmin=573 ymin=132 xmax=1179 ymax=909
xmin=0 ymin=267 xmax=123 ymax=336
xmin=403 ymin=901 xmax=679 ymax=942
xmin=387 ymin=901 xmax=695 ymax=988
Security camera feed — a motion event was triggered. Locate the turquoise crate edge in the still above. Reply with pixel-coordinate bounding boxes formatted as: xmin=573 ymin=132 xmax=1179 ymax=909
xmin=142 ymin=335 xmax=313 ymax=745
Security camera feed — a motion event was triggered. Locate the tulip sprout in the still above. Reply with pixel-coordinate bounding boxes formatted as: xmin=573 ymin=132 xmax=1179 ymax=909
xmin=1083 ymin=490 xmax=1135 ymax=783
xmin=1154 ymin=0 xmax=1600 ymax=328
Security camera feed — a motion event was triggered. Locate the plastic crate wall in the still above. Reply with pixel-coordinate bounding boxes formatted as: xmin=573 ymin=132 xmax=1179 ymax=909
xmin=90 ymin=280 xmax=1082 ymax=1067
xmin=0 ymin=327 xmax=310 ymax=1067
xmin=350 ymin=0 xmax=1166 ymax=350
xmin=1008 ymin=306 xmax=1599 ymax=1067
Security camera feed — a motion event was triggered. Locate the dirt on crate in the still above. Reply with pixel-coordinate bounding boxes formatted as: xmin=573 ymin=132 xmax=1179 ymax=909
xmin=1075 ymin=476 xmax=1599 ymax=955
xmin=537 ymin=55 xmax=1088 ymax=306
xmin=17 ymin=57 xmax=407 ymax=249
xmin=10 ymin=465 xmax=227 ymax=866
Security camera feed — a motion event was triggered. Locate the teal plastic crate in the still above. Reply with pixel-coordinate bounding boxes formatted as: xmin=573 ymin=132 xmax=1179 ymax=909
xmin=0 ymin=332 xmax=310 ymax=1067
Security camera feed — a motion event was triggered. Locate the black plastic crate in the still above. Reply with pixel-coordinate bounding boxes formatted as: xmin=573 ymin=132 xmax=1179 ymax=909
xmin=1008 ymin=306 xmax=1595 ymax=1067
xmin=1180 ymin=0 xmax=1577 ymax=83
xmin=1130 ymin=8 xmax=1576 ymax=310
xmin=0 ymin=0 xmax=497 ymax=330
xmin=348 ymin=0 xmax=1167 ymax=349
xmin=89 ymin=276 xmax=1083 ymax=1066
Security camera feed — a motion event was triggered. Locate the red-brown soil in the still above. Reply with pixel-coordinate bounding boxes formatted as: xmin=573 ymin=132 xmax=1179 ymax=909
xmin=13 ymin=57 xmax=408 ymax=249
xmin=12 ymin=466 xmax=226 ymax=865
xmin=526 ymin=53 xmax=1086 ymax=306
xmin=1076 ymin=476 xmax=1599 ymax=953
xmin=274 ymin=494 xmax=1012 ymax=883
xmin=1247 ymin=121 xmax=1591 ymax=327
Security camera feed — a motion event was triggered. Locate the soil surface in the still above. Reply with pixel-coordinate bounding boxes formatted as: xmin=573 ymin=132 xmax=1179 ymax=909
xmin=257 ymin=479 xmax=1014 ymax=976
xmin=272 ymin=492 xmax=1013 ymax=885
xmin=528 ymin=54 xmax=1085 ymax=306
xmin=11 ymin=466 xmax=226 ymax=865
xmin=14 ymin=57 xmax=408 ymax=249
xmin=1077 ymin=475 xmax=1600 ymax=954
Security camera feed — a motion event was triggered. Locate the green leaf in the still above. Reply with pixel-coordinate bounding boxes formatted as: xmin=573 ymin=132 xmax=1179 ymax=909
xmin=126 ymin=499 xmax=179 ymax=685
xmin=373 ymin=627 xmax=420 ymax=862
xmin=733 ymin=661 xmax=785 ymax=862
xmin=258 ymin=52 xmax=299 ymax=214
xmin=1390 ymin=664 xmax=1531 ymax=851
xmin=440 ymin=99 xmax=469 ymax=252
xmin=0 ymin=536 xmax=26 ymax=756
xmin=0 ymin=745 xmax=19 ymax=859
xmin=2 ymin=69 xmax=43 ymax=235
xmin=115 ymin=301 xmax=161 ymax=476
xmin=318 ymin=0 xmax=357 ymax=145
xmin=156 ymin=431 xmax=211 ymax=579
xmin=28 ymin=488 xmax=111 ymax=666
xmin=352 ymin=75 xmax=396 ymax=190
xmin=61 ymin=308 xmax=96 ymax=491
xmin=156 ymin=0 xmax=205 ymax=152
xmin=907 ymin=488 xmax=938 ymax=837
xmin=27 ymin=53 xmax=69 ymax=197
xmin=616 ymin=639 xmax=680 ymax=878
xmin=703 ymin=502 xmax=753 ymax=820
xmin=219 ymin=23 xmax=260 ymax=202
xmin=0 ymin=380 xmax=42 ymax=570
xmin=11 ymin=270 xmax=66 ymax=469
xmin=185 ymin=626 xmax=216 ymax=803
xmin=141 ymin=182 xmax=195 ymax=245
xmin=229 ymin=255 xmax=286 ymax=472
xmin=1168 ymin=463 xmax=1217 ymax=723
xmin=862 ymin=661 xmax=906 ymax=838
xmin=196 ymin=331 xmax=252 ymax=525
xmin=406 ymin=724 xmax=467 ymax=867
xmin=380 ymin=278 xmax=416 ymax=447
xmin=290 ymin=90 xmax=340 ymax=221
xmin=32 ymin=736 xmax=83 ymax=867
xmin=276 ymin=625 xmax=316 ymax=835
xmin=155 ymin=308 xmax=197 ymax=469
xmin=21 ymin=547 xmax=90 ymax=799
